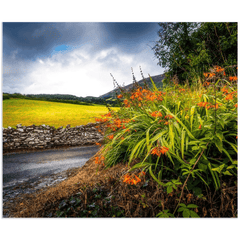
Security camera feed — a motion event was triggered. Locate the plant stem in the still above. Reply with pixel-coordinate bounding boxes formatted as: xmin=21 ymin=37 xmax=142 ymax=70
xmin=173 ymin=142 xmax=209 ymax=215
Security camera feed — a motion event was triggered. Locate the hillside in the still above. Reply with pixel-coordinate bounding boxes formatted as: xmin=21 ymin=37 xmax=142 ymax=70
xmin=100 ymin=73 xmax=165 ymax=99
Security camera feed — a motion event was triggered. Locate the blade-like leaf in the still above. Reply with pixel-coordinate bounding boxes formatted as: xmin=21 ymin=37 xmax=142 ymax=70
xmin=181 ymin=130 xmax=185 ymax=159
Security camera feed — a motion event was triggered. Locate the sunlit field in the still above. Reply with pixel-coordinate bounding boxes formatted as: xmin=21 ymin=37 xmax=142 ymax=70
xmin=3 ymin=99 xmax=119 ymax=128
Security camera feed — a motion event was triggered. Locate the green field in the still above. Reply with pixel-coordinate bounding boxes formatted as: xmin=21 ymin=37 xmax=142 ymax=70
xmin=3 ymin=99 xmax=118 ymax=128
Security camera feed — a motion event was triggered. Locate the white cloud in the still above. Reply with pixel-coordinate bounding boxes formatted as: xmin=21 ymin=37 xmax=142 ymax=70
xmin=3 ymin=44 xmax=164 ymax=97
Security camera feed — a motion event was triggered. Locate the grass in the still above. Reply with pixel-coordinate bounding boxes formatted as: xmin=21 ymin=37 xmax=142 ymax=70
xmin=3 ymin=98 xmax=119 ymax=128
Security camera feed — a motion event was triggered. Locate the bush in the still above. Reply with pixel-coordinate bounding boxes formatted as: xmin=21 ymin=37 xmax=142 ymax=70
xmin=3 ymin=94 xmax=10 ymax=100
xmin=95 ymin=66 xmax=237 ymax=196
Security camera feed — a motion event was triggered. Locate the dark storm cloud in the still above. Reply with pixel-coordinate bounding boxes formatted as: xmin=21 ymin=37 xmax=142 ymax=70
xmin=3 ymin=22 xmax=104 ymax=60
xmin=2 ymin=22 xmax=163 ymax=96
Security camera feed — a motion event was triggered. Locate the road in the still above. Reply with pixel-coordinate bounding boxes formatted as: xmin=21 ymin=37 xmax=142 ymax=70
xmin=2 ymin=145 xmax=100 ymax=217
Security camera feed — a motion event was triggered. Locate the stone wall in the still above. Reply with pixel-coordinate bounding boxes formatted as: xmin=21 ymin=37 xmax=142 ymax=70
xmin=3 ymin=123 xmax=104 ymax=153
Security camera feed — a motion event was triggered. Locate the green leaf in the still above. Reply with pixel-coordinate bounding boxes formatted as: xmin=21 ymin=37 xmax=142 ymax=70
xmin=214 ymin=137 xmax=223 ymax=153
xmin=216 ymin=130 xmax=224 ymax=141
xmin=193 ymin=187 xmax=202 ymax=196
xmin=149 ymin=75 xmax=159 ymax=92
xmin=198 ymin=163 xmax=207 ymax=171
xmin=223 ymin=171 xmax=232 ymax=176
xmin=222 ymin=148 xmax=234 ymax=164
xmin=169 ymin=123 xmax=175 ymax=149
xmin=179 ymin=203 xmax=187 ymax=208
xmin=129 ymin=138 xmax=146 ymax=163
xmin=211 ymin=164 xmax=225 ymax=173
xmin=150 ymin=130 xmax=168 ymax=143
xmin=129 ymin=162 xmax=154 ymax=171
xmin=149 ymin=166 xmax=164 ymax=186
xmin=187 ymin=204 xmax=198 ymax=209
xmin=190 ymin=106 xmax=195 ymax=131
xmin=181 ymin=130 xmax=185 ymax=159
xmin=192 ymin=146 xmax=200 ymax=151
xmin=167 ymin=186 xmax=173 ymax=194
xmin=161 ymin=105 xmax=196 ymax=140
xmin=190 ymin=211 xmax=200 ymax=218
xmin=177 ymin=207 xmax=185 ymax=212
xmin=183 ymin=209 xmax=190 ymax=218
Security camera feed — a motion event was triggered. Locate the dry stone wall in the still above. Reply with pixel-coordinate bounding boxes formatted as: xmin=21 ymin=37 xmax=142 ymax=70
xmin=3 ymin=123 xmax=104 ymax=153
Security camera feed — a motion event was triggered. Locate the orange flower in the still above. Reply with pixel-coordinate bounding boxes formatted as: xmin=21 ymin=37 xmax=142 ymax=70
xmin=215 ymin=66 xmax=224 ymax=72
xmin=225 ymin=94 xmax=233 ymax=101
xmin=203 ymin=73 xmax=209 ymax=78
xmin=165 ymin=114 xmax=174 ymax=119
xmin=95 ymin=142 xmax=102 ymax=146
xmin=108 ymin=134 xmax=114 ymax=140
xmin=123 ymin=174 xmax=141 ymax=185
xmin=197 ymin=102 xmax=209 ymax=108
xmin=229 ymin=76 xmax=238 ymax=81
xmin=151 ymin=146 xmax=169 ymax=156
xmin=235 ymin=103 xmax=238 ymax=108
xmin=150 ymin=111 xmax=162 ymax=118
xmin=139 ymin=171 xmax=146 ymax=177
xmin=117 ymin=94 xmax=123 ymax=99
xmin=203 ymin=81 xmax=210 ymax=86
xmin=199 ymin=125 xmax=201 ymax=129
xmin=221 ymin=86 xmax=229 ymax=94
xmin=179 ymin=88 xmax=186 ymax=92
xmin=105 ymin=112 xmax=112 ymax=117
xmin=160 ymin=146 xmax=169 ymax=154
xmin=95 ymin=156 xmax=104 ymax=165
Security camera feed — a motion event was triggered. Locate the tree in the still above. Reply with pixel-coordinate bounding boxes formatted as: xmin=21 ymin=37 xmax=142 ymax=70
xmin=153 ymin=22 xmax=238 ymax=84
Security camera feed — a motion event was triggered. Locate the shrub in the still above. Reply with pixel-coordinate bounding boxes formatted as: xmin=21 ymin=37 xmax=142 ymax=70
xmin=95 ymin=66 xmax=237 ymax=197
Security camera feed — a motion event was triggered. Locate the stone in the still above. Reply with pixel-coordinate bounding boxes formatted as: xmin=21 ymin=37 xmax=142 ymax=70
xmin=16 ymin=124 xmax=22 ymax=128
xmin=3 ymin=123 xmax=102 ymax=153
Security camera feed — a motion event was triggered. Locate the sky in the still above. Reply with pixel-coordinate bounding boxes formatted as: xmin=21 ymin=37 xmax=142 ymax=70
xmin=2 ymin=22 xmax=164 ymax=97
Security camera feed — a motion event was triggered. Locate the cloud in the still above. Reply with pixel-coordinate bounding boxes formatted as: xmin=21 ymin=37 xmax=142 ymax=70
xmin=3 ymin=42 xmax=163 ymax=97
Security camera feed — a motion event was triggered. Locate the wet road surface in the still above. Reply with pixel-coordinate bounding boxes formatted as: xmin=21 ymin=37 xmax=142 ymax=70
xmin=2 ymin=145 xmax=100 ymax=217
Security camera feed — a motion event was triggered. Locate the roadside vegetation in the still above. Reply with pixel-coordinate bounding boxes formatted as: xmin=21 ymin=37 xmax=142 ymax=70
xmin=3 ymin=98 xmax=119 ymax=128
xmin=10 ymin=65 xmax=237 ymax=218
xmin=7 ymin=22 xmax=237 ymax=218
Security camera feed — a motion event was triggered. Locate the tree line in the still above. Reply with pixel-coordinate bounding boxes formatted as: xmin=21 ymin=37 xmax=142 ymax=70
xmin=3 ymin=93 xmax=119 ymax=107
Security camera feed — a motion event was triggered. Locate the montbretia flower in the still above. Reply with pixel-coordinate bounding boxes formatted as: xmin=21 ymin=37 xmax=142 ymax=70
xmin=123 ymin=174 xmax=141 ymax=185
xmin=151 ymin=146 xmax=169 ymax=157
xmin=108 ymin=134 xmax=114 ymax=140
xmin=150 ymin=111 xmax=162 ymax=118
xmin=229 ymin=76 xmax=237 ymax=81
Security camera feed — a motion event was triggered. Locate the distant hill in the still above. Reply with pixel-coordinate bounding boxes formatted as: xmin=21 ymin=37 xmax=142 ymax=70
xmin=100 ymin=73 xmax=165 ymax=99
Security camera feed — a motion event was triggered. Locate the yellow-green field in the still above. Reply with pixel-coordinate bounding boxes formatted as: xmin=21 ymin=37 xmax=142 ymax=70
xmin=3 ymin=99 xmax=118 ymax=128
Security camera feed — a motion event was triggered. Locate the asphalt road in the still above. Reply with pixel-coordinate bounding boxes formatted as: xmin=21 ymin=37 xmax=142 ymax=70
xmin=3 ymin=145 xmax=100 ymax=188
xmin=2 ymin=145 xmax=100 ymax=217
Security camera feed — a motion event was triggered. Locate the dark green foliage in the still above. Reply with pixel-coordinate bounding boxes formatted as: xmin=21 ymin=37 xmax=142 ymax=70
xmin=2 ymin=93 xmax=119 ymax=106
xmin=153 ymin=22 xmax=238 ymax=84
xmin=3 ymin=93 xmax=10 ymax=100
